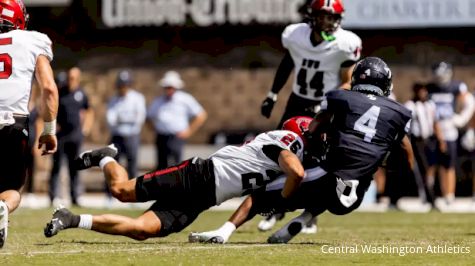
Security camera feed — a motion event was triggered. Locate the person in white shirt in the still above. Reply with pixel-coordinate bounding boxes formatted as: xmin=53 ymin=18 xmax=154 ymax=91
xmin=106 ymin=70 xmax=146 ymax=178
xmin=147 ymin=71 xmax=207 ymax=169
xmin=0 ymin=0 xmax=59 ymax=248
xmin=404 ymin=83 xmax=445 ymax=205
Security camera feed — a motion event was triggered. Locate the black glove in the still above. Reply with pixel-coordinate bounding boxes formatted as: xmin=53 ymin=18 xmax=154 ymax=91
xmin=261 ymin=97 xmax=276 ymax=118
xmin=259 ymin=194 xmax=292 ymax=217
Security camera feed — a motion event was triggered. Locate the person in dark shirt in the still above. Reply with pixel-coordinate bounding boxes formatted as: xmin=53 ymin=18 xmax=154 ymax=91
xmin=425 ymin=62 xmax=474 ymax=207
xmin=48 ymin=67 xmax=94 ymax=206
xmin=189 ymin=57 xmax=414 ymax=244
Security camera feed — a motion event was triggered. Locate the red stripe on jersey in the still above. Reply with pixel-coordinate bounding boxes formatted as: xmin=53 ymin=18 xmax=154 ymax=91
xmin=0 ymin=37 xmax=12 ymax=45
xmin=144 ymin=160 xmax=190 ymax=179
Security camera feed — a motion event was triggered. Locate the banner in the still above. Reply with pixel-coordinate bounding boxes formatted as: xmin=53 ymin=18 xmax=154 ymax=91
xmin=102 ymin=0 xmax=305 ymax=27
xmin=101 ymin=0 xmax=475 ymax=29
xmin=342 ymin=0 xmax=475 ymax=29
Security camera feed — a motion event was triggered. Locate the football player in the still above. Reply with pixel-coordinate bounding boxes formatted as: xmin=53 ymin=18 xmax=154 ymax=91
xmin=426 ymin=62 xmax=475 ymax=208
xmin=43 ymin=118 xmax=312 ymax=240
xmin=259 ymin=0 xmax=362 ymax=232
xmin=0 ymin=0 xmax=58 ymax=248
xmin=189 ymin=57 xmax=415 ymax=244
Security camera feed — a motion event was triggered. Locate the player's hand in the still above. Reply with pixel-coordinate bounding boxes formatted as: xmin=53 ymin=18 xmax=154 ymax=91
xmin=38 ymin=134 xmax=57 ymax=155
xmin=261 ymin=97 xmax=276 ymax=118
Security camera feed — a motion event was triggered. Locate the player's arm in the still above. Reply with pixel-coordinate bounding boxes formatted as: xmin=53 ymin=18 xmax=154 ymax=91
xmin=279 ymin=149 xmax=305 ymax=198
xmin=400 ymin=135 xmax=415 ymax=171
xmin=453 ymin=89 xmax=475 ymax=128
xmin=339 ymin=62 xmax=356 ymax=90
xmin=35 ymin=55 xmax=58 ymax=155
xmin=261 ymin=51 xmax=294 ymax=118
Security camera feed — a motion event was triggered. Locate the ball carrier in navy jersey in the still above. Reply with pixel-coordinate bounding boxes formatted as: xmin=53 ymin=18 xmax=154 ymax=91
xmin=259 ymin=0 xmax=362 ymax=233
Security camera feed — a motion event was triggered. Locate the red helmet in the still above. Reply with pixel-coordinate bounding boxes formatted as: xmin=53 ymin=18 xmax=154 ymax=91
xmin=0 ymin=0 xmax=28 ymax=32
xmin=309 ymin=0 xmax=344 ymax=37
xmin=310 ymin=0 xmax=345 ymax=15
xmin=282 ymin=116 xmax=313 ymax=144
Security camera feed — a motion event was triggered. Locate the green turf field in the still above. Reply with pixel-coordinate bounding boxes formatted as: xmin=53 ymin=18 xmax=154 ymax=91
xmin=0 ymin=208 xmax=474 ymax=265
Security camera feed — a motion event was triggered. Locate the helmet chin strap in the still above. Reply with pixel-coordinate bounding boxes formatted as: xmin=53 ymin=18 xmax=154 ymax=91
xmin=320 ymin=31 xmax=336 ymax=41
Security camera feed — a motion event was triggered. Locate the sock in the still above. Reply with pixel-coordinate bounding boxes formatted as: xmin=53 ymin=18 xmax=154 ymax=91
xmin=71 ymin=214 xmax=80 ymax=227
xmin=204 ymin=221 xmax=236 ymax=243
xmin=99 ymin=157 xmax=116 ymax=170
xmin=78 ymin=214 xmax=93 ymax=230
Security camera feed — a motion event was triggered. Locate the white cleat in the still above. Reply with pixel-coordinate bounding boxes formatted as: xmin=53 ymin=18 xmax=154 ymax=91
xmin=0 ymin=201 xmax=9 ymax=248
xmin=258 ymin=216 xmax=277 ymax=232
xmin=188 ymin=232 xmax=225 ymax=244
xmin=301 ymin=216 xmax=318 ymax=234
xmin=301 ymin=224 xmax=318 ymax=234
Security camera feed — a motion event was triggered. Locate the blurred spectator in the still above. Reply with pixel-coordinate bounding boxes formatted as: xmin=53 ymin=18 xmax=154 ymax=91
xmin=147 ymin=71 xmax=207 ymax=169
xmin=49 ymin=67 xmax=94 ymax=207
xmin=426 ymin=62 xmax=475 ymax=207
xmin=404 ymin=83 xmax=445 ymax=205
xmin=106 ymin=70 xmax=146 ymax=178
xmin=458 ymin=90 xmax=475 ymax=203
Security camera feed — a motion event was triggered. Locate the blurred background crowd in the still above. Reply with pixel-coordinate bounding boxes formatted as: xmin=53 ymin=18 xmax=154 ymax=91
xmin=22 ymin=0 xmax=475 ymax=211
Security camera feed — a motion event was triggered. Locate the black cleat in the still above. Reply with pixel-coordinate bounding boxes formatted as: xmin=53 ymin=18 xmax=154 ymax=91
xmin=44 ymin=206 xmax=76 ymax=238
xmin=75 ymin=144 xmax=118 ymax=170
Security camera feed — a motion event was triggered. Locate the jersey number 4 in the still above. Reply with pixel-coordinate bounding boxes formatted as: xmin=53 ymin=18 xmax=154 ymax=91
xmin=0 ymin=38 xmax=12 ymax=79
xmin=353 ymin=105 xmax=381 ymax=142
xmin=297 ymin=60 xmax=324 ymax=98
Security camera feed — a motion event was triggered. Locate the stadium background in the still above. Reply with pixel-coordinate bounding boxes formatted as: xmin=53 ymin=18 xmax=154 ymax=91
xmin=23 ymin=0 xmax=475 ymax=197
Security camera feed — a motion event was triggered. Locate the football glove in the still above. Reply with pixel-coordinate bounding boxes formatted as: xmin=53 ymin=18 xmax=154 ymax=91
xmin=261 ymin=97 xmax=276 ymax=118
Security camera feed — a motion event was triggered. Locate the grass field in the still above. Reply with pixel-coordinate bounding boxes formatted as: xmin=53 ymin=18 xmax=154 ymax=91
xmin=0 ymin=208 xmax=474 ymax=265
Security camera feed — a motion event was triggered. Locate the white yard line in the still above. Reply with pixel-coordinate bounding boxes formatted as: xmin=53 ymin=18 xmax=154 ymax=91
xmin=0 ymin=244 xmax=276 ymax=256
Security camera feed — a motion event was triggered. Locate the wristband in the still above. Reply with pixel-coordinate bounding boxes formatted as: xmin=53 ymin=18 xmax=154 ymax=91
xmin=267 ymin=92 xmax=278 ymax=101
xmin=42 ymin=119 xmax=57 ymax=135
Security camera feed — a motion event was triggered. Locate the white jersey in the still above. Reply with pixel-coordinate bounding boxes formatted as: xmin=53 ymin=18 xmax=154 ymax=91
xmin=0 ymin=30 xmax=53 ymax=115
xmin=282 ymin=23 xmax=362 ymax=101
xmin=211 ymin=130 xmax=304 ymax=204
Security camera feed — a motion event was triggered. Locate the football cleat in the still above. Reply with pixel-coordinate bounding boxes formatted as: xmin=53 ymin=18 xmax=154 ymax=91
xmin=44 ymin=206 xmax=75 ymax=238
xmin=188 ymin=232 xmax=225 ymax=244
xmin=267 ymin=212 xmax=315 ymax=244
xmin=301 ymin=216 xmax=318 ymax=234
xmin=74 ymin=144 xmax=118 ymax=170
xmin=257 ymin=213 xmax=285 ymax=232
xmin=0 ymin=201 xmax=8 ymax=248
xmin=267 ymin=221 xmax=302 ymax=244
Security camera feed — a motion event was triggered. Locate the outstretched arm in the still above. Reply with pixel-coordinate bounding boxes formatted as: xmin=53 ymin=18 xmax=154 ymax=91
xmin=278 ymin=150 xmax=305 ymax=198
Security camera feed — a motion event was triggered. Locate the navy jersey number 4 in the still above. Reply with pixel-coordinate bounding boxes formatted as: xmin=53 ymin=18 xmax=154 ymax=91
xmin=321 ymin=90 xmax=412 ymax=182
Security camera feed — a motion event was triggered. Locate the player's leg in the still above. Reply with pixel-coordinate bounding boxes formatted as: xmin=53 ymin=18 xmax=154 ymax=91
xmin=44 ymin=208 xmax=162 ymax=240
xmin=189 ymin=196 xmax=255 ymax=244
xmin=48 ymin=139 xmax=63 ymax=205
xmin=74 ymin=144 xmax=139 ymax=203
xmin=438 ymin=141 xmax=457 ymax=204
xmin=65 ymin=140 xmax=82 ymax=206
xmin=0 ymin=120 xmax=30 ymax=248
xmin=0 ymin=190 xmax=21 ymax=248
xmin=45 ymin=203 xmax=202 ymax=240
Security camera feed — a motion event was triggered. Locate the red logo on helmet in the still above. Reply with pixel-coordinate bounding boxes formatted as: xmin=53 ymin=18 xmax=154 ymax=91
xmin=0 ymin=0 xmax=28 ymax=31
xmin=282 ymin=116 xmax=313 ymax=145
xmin=311 ymin=0 xmax=345 ymax=15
